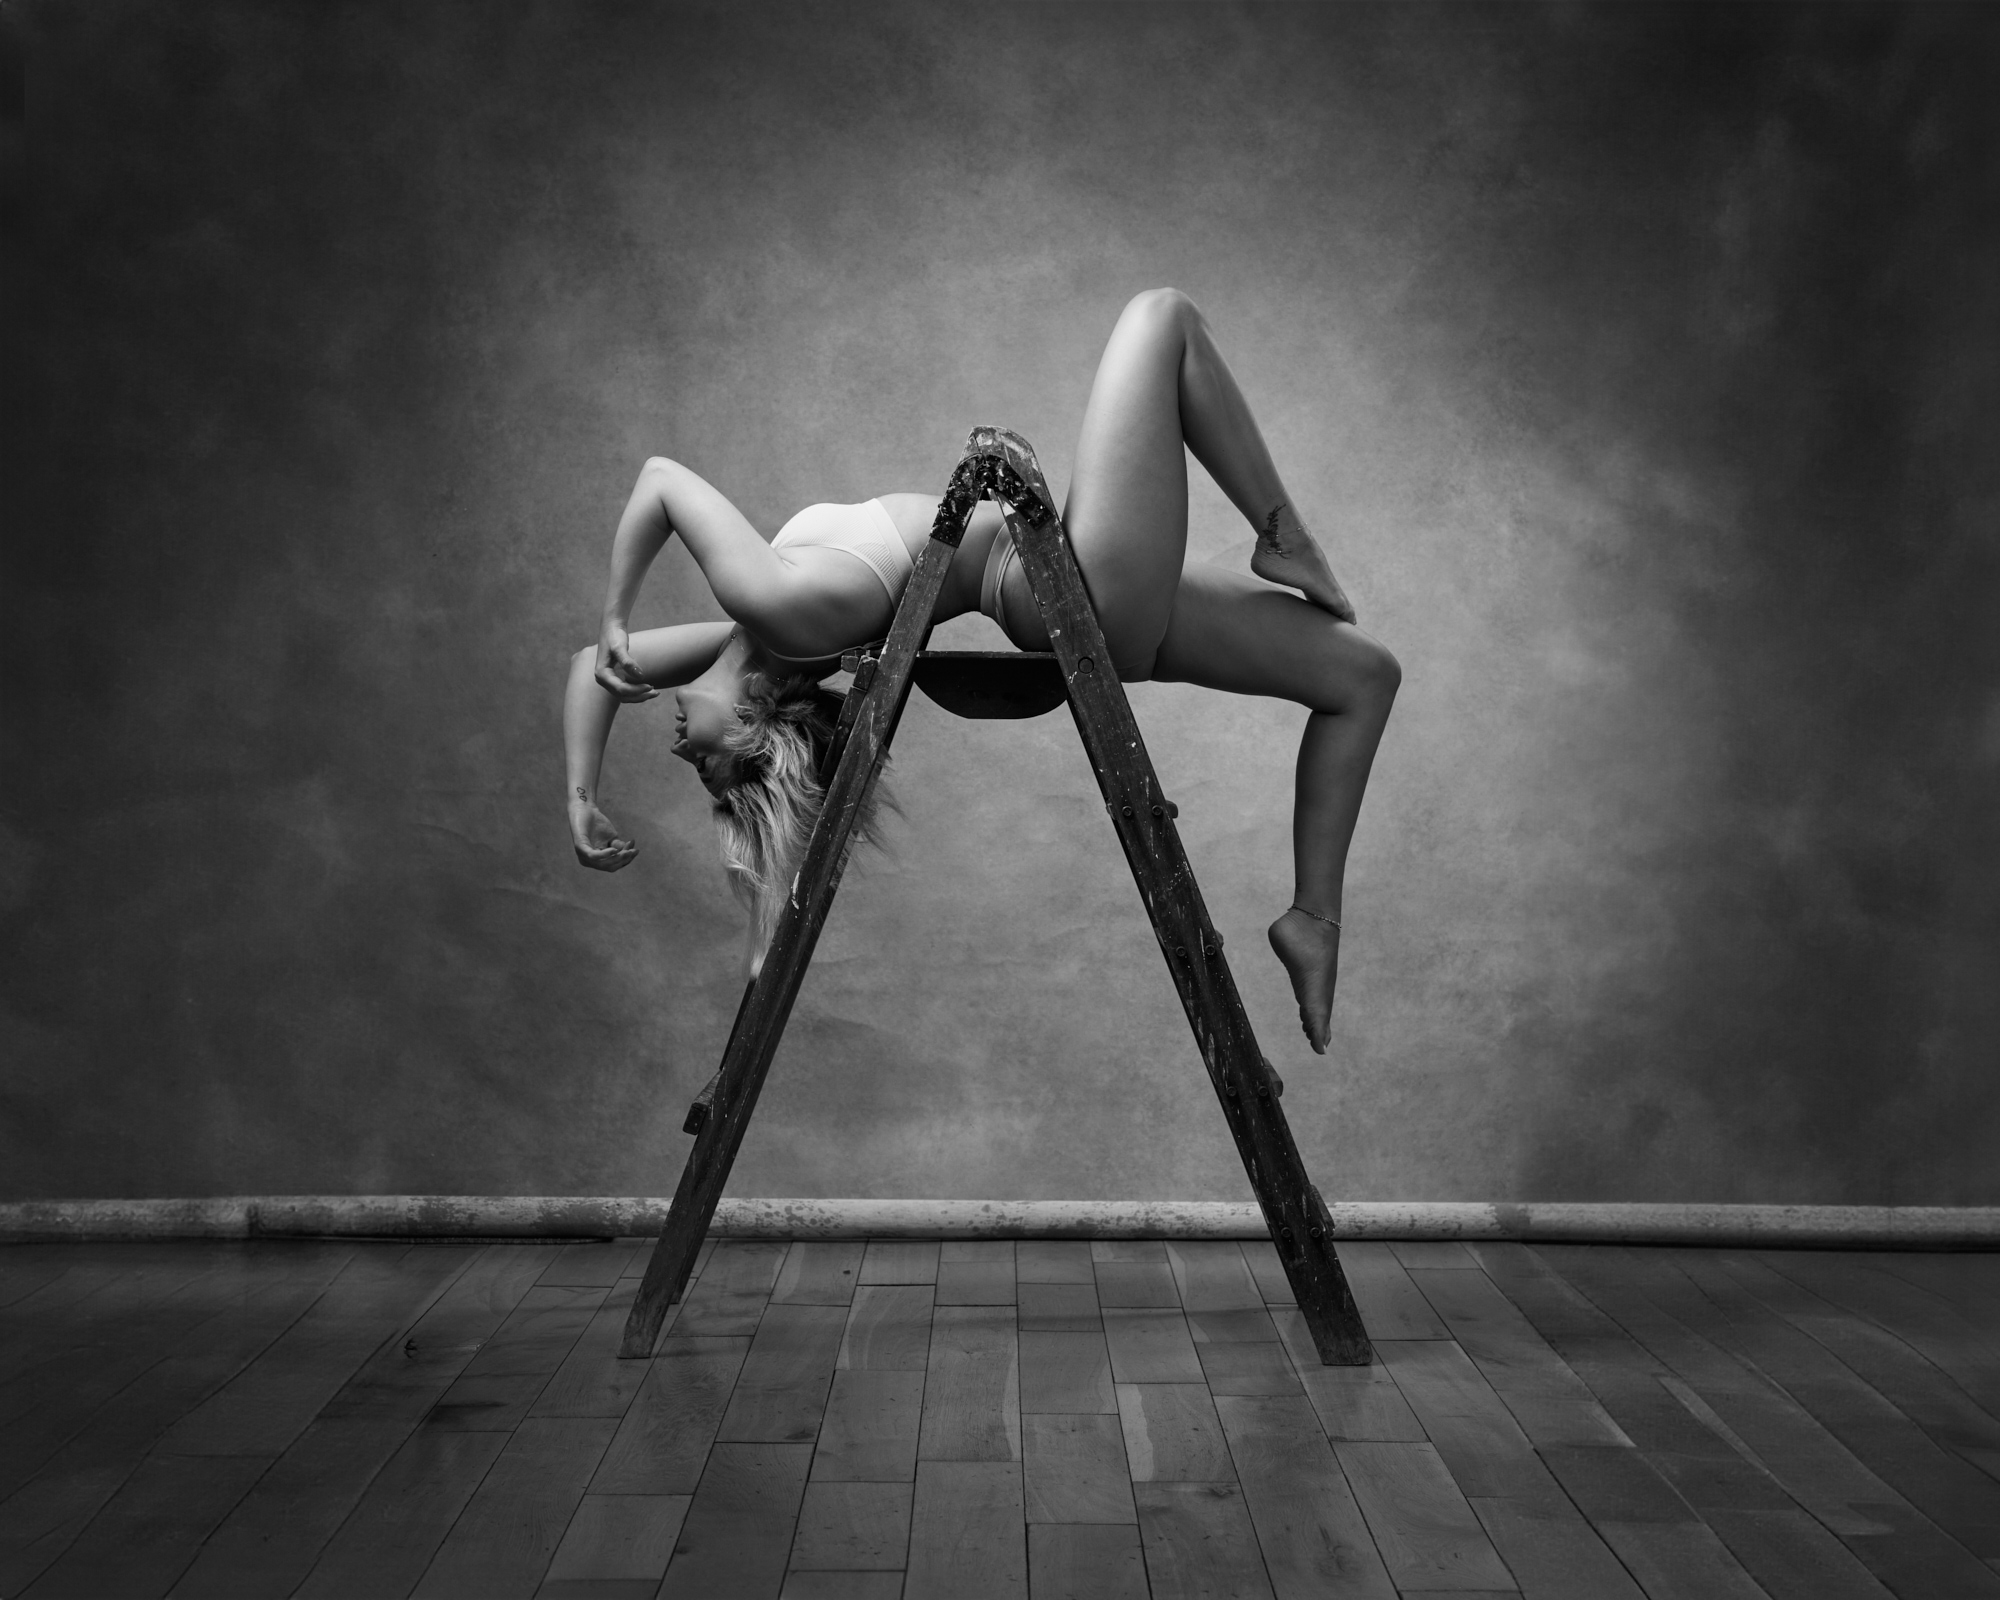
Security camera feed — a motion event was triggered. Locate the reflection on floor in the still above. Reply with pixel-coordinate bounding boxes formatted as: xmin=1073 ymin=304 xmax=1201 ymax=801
xmin=3 ymin=1235 xmax=1999 ymax=1597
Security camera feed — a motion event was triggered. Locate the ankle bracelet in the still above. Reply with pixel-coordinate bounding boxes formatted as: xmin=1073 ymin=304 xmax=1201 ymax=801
xmin=1290 ymin=904 xmax=1341 ymax=929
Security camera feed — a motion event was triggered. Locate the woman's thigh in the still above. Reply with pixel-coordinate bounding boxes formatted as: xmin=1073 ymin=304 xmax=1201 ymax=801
xmin=1152 ymin=565 xmax=1396 ymax=712
xmin=1061 ymin=292 xmax=1192 ymax=678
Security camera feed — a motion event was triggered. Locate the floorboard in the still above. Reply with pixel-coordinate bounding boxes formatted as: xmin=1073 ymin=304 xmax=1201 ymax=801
xmin=1214 ymin=1393 xmax=1397 ymax=1599
xmin=1018 ymin=1241 xmax=1096 ymax=1285
xmin=293 ymin=1428 xmax=512 ymax=1598
xmin=1662 ymin=1248 xmax=2000 ymax=1558
xmin=1761 ymin=1254 xmax=2000 ymax=1425
xmin=158 ymin=1246 xmax=470 ymax=1458
xmin=1333 ymin=1243 xmax=1450 ymax=1341
xmin=1165 ymin=1242 xmax=1264 ymax=1313
xmin=1030 ymin=1522 xmax=1150 ymax=1599
xmin=777 ymin=1573 xmax=904 ymax=1599
xmin=536 ymin=1241 xmax=644 ymax=1289
xmin=4 ymin=1239 xmax=1998 ymax=1599
xmin=534 ymin=1282 xmax=652 ymax=1420
xmin=1702 ymin=1506 xmax=1897 ymax=1599
xmin=906 ymin=1459 xmax=1026 ymax=1600
xmin=1022 ymin=1412 xmax=1135 ymax=1524
xmin=1332 ymin=1442 xmax=1513 ymax=1593
xmin=1714 ymin=1251 xmax=2000 ymax=1484
xmin=1 ymin=1248 xmax=359 ymax=1595
xmin=588 ymin=1336 xmax=750 ymax=1495
xmin=937 ymin=1241 xmax=1016 ymax=1306
xmin=790 ymin=1478 xmax=911 ymax=1570
xmin=918 ymin=1305 xmax=1019 ymax=1463
xmin=657 ymin=1440 xmax=812 ymax=1600
xmin=858 ymin=1241 xmax=938 ymax=1286
xmin=1134 ymin=1481 xmax=1274 ymax=1600
xmin=1103 ymin=1307 xmax=1204 ymax=1384
xmin=411 ymin=1416 xmax=617 ymax=1599
xmin=542 ymin=1491 xmax=689 ymax=1586
xmin=1 ymin=1246 xmax=339 ymax=1491
xmin=671 ymin=1240 xmax=787 ymax=1337
xmin=1469 ymin=1495 xmax=1644 ymax=1600
xmin=0 ymin=1247 xmax=82 ymax=1311
xmin=1117 ymin=1383 xmax=1234 ymax=1481
xmin=1020 ymin=1329 xmax=1117 ymax=1413
xmin=837 ymin=1284 xmax=934 ymax=1372
xmin=774 ymin=1243 xmax=866 ymax=1307
xmin=1539 ymin=1245 xmax=2000 ymax=1596
xmin=18 ymin=1452 xmax=270 ymax=1600
xmin=1019 ymin=1281 xmax=1102 ymax=1332
xmin=717 ymin=1303 xmax=849 ymax=1444
xmin=813 ymin=1369 xmax=924 ymax=1483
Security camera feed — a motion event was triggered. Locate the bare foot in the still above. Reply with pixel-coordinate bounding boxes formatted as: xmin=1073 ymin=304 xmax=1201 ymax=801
xmin=1268 ymin=906 xmax=1340 ymax=1054
xmin=1250 ymin=505 xmax=1357 ymax=623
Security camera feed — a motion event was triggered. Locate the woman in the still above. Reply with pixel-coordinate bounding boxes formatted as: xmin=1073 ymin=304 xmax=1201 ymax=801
xmin=563 ymin=289 xmax=1399 ymax=1053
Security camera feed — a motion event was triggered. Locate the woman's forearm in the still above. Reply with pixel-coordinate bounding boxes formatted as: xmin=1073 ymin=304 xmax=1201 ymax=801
xmin=565 ymin=645 xmax=620 ymax=803
xmin=601 ymin=462 xmax=675 ymax=636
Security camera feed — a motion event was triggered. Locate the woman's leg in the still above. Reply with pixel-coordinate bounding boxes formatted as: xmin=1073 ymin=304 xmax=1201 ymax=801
xmin=1153 ymin=566 xmax=1400 ymax=1053
xmin=1057 ymin=289 xmax=1354 ymax=679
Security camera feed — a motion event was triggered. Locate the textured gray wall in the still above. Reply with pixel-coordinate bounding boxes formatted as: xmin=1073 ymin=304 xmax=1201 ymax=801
xmin=5 ymin=3 xmax=1996 ymax=1206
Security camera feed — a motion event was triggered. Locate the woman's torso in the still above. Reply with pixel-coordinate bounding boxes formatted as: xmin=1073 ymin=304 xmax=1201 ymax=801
xmin=754 ymin=495 xmax=1031 ymax=669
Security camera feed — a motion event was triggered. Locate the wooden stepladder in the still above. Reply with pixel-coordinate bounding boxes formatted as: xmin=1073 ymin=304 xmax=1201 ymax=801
xmin=621 ymin=428 xmax=1371 ymax=1365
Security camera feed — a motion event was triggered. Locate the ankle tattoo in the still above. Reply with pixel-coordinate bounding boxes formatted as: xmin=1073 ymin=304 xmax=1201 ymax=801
xmin=1258 ymin=504 xmax=1289 ymax=556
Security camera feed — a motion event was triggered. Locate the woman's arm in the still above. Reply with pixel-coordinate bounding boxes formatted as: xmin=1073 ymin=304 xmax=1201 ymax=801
xmin=594 ymin=462 xmax=681 ymax=700
xmin=566 ymin=621 xmax=735 ymax=870
xmin=597 ymin=457 xmax=804 ymax=696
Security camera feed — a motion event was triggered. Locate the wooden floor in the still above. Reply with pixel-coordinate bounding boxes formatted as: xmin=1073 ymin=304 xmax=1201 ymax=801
xmin=3 ymin=1239 xmax=2000 ymax=1598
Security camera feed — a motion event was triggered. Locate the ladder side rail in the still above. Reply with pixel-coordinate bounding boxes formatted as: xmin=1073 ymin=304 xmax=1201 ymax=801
xmin=619 ymin=493 xmax=978 ymax=1358
xmin=980 ymin=443 xmax=1369 ymax=1365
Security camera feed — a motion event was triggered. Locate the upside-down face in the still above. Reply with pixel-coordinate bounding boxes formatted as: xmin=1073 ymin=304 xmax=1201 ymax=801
xmin=672 ymin=681 xmax=743 ymax=799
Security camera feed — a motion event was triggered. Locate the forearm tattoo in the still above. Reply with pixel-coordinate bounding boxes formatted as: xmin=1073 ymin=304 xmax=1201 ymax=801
xmin=576 ymin=786 xmax=590 ymax=803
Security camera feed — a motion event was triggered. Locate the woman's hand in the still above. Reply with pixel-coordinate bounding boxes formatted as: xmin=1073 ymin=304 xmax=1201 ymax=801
xmin=594 ymin=626 xmax=658 ymax=703
xmin=570 ymin=793 xmax=638 ymax=872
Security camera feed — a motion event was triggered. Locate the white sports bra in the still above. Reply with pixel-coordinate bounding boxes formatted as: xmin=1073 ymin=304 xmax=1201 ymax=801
xmin=770 ymin=499 xmax=914 ymax=603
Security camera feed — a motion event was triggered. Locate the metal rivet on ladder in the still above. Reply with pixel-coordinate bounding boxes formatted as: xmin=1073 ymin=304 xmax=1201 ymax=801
xmin=1077 ymin=656 xmax=1095 ymax=674
xmin=1175 ymin=945 xmax=1188 ymax=962
xmin=1150 ymin=803 xmax=1163 ymax=818
xmin=1121 ymin=804 xmax=1133 ymax=818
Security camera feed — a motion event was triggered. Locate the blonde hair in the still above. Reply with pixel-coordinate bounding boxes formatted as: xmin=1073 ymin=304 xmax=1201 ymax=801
xmin=712 ymin=666 xmax=890 ymax=950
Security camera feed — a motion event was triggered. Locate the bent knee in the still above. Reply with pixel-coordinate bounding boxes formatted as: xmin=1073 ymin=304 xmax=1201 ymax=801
xmin=1304 ymin=631 xmax=1399 ymax=715
xmin=1123 ymin=285 xmax=1199 ymax=329
xmin=1359 ymin=637 xmax=1402 ymax=699
xmin=1344 ymin=636 xmax=1401 ymax=715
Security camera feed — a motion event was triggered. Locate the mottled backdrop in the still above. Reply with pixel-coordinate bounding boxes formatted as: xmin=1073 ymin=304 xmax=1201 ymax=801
xmin=5 ymin=3 xmax=1996 ymax=1206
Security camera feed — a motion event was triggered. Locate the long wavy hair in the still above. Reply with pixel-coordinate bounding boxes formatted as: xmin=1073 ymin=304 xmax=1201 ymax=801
xmin=712 ymin=665 xmax=890 ymax=952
